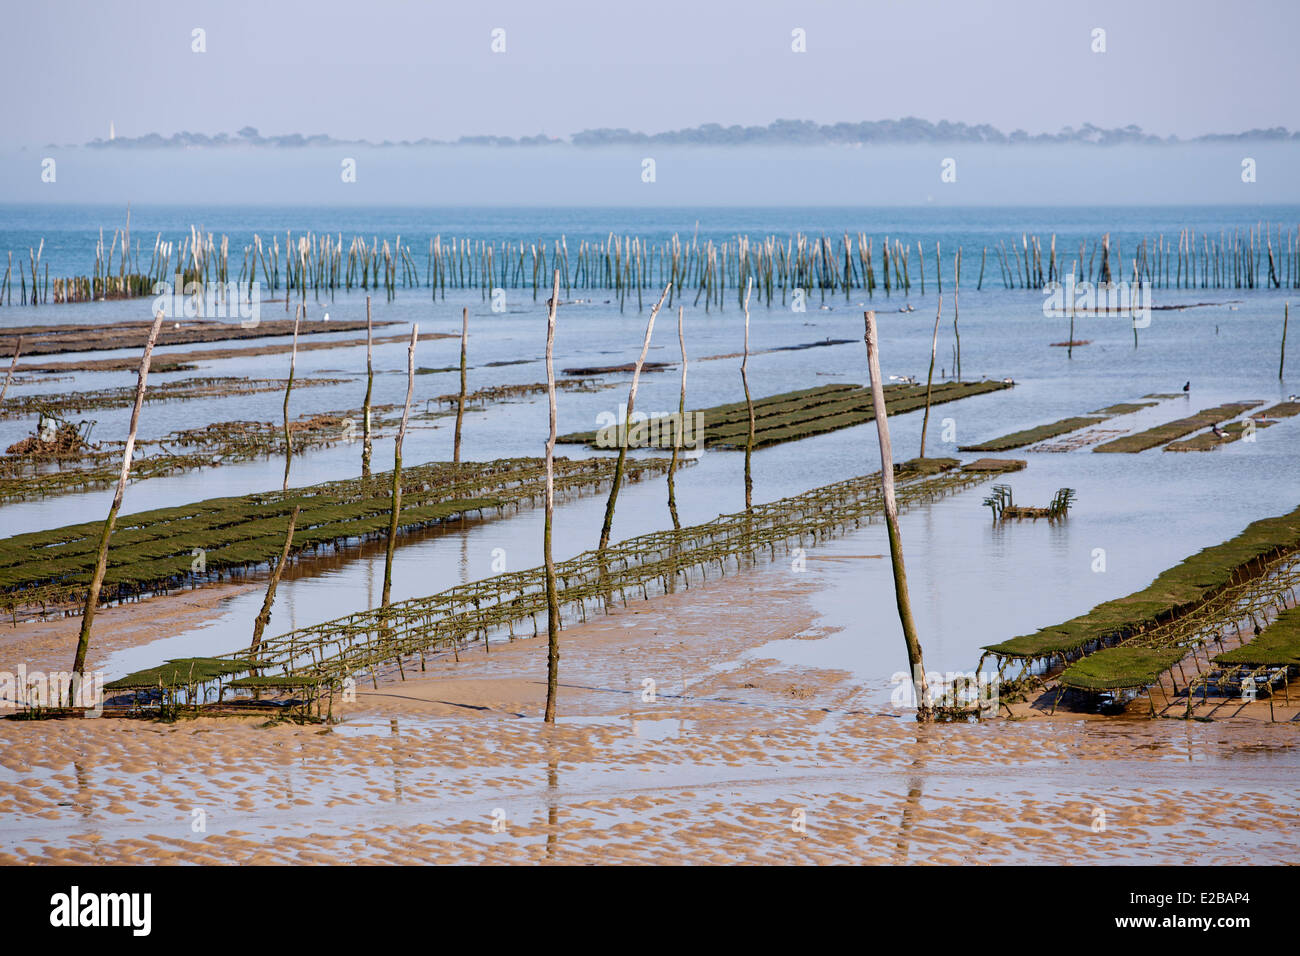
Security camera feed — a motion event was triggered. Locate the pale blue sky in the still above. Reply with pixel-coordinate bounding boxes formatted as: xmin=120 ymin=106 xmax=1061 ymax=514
xmin=3 ymin=0 xmax=1298 ymax=147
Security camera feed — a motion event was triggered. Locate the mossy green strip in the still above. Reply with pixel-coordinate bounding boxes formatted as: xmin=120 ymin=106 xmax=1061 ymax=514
xmin=985 ymin=505 xmax=1300 ymax=659
xmin=1058 ymin=646 xmax=1189 ymax=691
xmin=1213 ymin=607 xmax=1300 ymax=667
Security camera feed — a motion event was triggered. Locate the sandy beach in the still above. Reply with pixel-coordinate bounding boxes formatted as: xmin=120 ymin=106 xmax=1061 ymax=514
xmin=2 ymin=561 xmax=1296 ymax=866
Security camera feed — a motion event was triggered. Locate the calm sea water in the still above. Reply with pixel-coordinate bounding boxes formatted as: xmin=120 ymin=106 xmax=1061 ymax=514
xmin=0 ymin=204 xmax=1296 ymax=695
xmin=2 ymin=202 xmax=1298 ymax=280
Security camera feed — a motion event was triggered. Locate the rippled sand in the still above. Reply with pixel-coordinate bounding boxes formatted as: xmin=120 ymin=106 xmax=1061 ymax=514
xmin=1 ymin=566 xmax=1297 ymax=865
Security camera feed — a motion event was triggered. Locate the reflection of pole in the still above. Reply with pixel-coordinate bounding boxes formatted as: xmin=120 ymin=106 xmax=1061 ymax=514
xmin=546 ymin=748 xmax=559 ymax=861
xmin=892 ymin=777 xmax=924 ymax=865
xmin=864 ymin=311 xmax=932 ymax=722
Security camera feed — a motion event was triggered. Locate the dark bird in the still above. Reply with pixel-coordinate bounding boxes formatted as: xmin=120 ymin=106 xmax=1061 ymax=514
xmin=1183 ymin=381 xmax=1190 ymax=392
xmin=1211 ymin=423 xmax=1224 ymax=438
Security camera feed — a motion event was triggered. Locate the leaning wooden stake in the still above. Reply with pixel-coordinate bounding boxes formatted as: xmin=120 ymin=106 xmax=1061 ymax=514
xmin=597 ymin=282 xmax=671 ymax=551
xmin=0 ymin=335 xmax=21 ymax=403
xmin=952 ymin=248 xmax=962 ymax=382
xmin=543 ymin=271 xmax=562 ymax=723
xmin=361 ymin=296 xmax=374 ymax=477
xmin=919 ymin=296 xmax=941 ymax=458
xmin=454 ymin=306 xmax=469 ymax=463
xmin=70 ymin=312 xmax=164 ymax=691
xmin=250 ymin=506 xmax=299 ymax=655
xmin=282 ymin=306 xmax=302 ymax=491
xmin=1281 ymin=301 xmax=1289 ymax=381
xmin=864 ymin=310 xmax=932 ymax=722
xmin=741 ymin=277 xmax=755 ymax=510
xmin=666 ymin=306 xmax=687 ymax=531
xmin=381 ymin=324 xmax=418 ymax=607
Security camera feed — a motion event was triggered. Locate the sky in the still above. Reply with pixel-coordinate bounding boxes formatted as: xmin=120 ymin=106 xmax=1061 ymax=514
xmin=3 ymin=0 xmax=1299 ymax=148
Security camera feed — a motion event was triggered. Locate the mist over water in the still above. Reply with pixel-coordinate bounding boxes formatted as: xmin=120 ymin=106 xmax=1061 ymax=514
xmin=1 ymin=143 xmax=1298 ymax=214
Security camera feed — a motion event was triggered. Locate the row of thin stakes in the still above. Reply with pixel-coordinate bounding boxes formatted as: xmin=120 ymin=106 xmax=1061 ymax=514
xmin=50 ymin=284 xmax=467 ymax=708
xmin=8 ymin=221 xmax=1300 ymax=308
xmin=187 ymin=466 xmax=987 ymax=709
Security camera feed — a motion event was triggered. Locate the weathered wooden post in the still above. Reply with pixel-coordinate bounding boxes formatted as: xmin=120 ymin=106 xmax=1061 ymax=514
xmin=597 ymin=283 xmax=671 ymax=552
xmin=919 ymin=296 xmax=941 ymax=458
xmin=0 ymin=335 xmax=21 ymax=403
xmin=454 ymin=306 xmax=469 ymax=463
xmin=864 ymin=310 xmax=933 ymax=722
xmin=381 ymin=324 xmax=418 ymax=607
xmin=362 ymin=296 xmax=374 ymax=477
xmin=250 ymin=506 xmax=300 ymax=655
xmin=741 ymin=277 xmax=755 ymax=510
xmin=953 ymin=248 xmax=962 ymax=381
xmin=543 ymin=271 xmax=562 ymax=723
xmin=70 ymin=312 xmax=164 ymax=693
xmin=1281 ymin=301 xmax=1289 ymax=381
xmin=667 ymin=306 xmax=687 ymax=531
xmin=282 ymin=306 xmax=301 ymax=491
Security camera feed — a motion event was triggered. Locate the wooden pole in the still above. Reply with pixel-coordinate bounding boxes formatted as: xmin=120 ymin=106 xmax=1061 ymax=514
xmin=0 ymin=335 xmax=21 ymax=403
xmin=282 ymin=306 xmax=301 ymax=491
xmin=381 ymin=324 xmax=418 ymax=607
xmin=362 ymin=296 xmax=374 ymax=477
xmin=953 ymin=248 xmax=962 ymax=381
xmin=250 ymin=506 xmax=299 ymax=655
xmin=919 ymin=296 xmax=941 ymax=458
xmin=667 ymin=306 xmax=687 ymax=531
xmin=741 ymin=277 xmax=755 ymax=510
xmin=454 ymin=306 xmax=469 ymax=463
xmin=70 ymin=312 xmax=164 ymax=688
xmin=543 ymin=271 xmax=562 ymax=723
xmin=864 ymin=310 xmax=932 ymax=722
xmin=597 ymin=282 xmax=671 ymax=551
xmin=1281 ymin=301 xmax=1289 ymax=381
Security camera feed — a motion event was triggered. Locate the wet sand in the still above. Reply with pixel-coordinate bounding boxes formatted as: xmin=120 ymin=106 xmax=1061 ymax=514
xmin=1 ymin=563 xmax=1297 ymax=865
xmin=0 ymin=582 xmax=257 ymax=692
